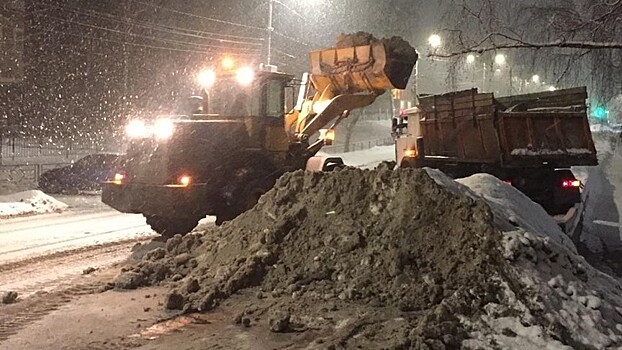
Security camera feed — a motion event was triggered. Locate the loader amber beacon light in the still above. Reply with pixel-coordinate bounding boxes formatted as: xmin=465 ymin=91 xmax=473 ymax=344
xmin=404 ymin=149 xmax=417 ymax=158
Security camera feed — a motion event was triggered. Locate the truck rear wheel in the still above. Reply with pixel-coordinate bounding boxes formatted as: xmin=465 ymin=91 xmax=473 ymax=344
xmin=145 ymin=215 xmax=198 ymax=238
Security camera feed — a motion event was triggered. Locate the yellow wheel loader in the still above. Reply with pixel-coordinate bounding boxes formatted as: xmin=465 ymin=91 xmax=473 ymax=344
xmin=102 ymin=36 xmax=417 ymax=237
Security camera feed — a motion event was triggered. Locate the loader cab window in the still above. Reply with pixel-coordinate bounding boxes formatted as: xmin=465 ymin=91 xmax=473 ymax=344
xmin=230 ymin=91 xmax=252 ymax=116
xmin=205 ymin=78 xmax=261 ymax=117
xmin=266 ymin=79 xmax=284 ymax=118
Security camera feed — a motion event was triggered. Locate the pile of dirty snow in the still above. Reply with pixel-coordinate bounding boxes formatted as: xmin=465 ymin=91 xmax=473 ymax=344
xmin=0 ymin=190 xmax=68 ymax=218
xmin=117 ymin=165 xmax=622 ymax=349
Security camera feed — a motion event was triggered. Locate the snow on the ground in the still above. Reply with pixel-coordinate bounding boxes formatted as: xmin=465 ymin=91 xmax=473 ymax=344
xmin=426 ymin=169 xmax=622 ymax=349
xmin=590 ymin=123 xmax=622 ymax=134
xmin=0 ymin=190 xmax=68 ymax=218
xmin=574 ymin=132 xmax=622 ymax=253
xmin=457 ymin=172 xmax=576 ymax=252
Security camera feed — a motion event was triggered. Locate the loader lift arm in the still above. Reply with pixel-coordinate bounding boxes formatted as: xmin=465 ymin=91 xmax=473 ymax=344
xmin=284 ymin=41 xmax=417 ymax=154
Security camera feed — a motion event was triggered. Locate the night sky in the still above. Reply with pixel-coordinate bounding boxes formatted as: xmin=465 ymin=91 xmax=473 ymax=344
xmin=2 ymin=0 xmax=617 ymax=142
xmin=0 ymin=0 xmax=432 ymax=141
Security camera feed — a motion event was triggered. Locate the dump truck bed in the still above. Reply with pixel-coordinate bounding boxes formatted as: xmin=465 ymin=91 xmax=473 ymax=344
xmin=417 ymin=87 xmax=598 ymax=168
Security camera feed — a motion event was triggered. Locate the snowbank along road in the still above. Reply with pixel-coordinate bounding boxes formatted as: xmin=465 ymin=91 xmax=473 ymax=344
xmin=0 ymin=195 xmax=157 ymax=299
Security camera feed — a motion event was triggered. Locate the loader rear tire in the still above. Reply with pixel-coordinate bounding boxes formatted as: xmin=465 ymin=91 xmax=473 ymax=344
xmin=145 ymin=215 xmax=198 ymax=239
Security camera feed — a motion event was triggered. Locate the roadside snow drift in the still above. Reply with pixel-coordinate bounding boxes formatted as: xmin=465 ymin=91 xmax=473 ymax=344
xmin=117 ymin=165 xmax=622 ymax=349
xmin=0 ymin=190 xmax=68 ymax=219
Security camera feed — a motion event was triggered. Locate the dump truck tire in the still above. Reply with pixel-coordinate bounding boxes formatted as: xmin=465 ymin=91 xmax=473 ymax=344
xmin=145 ymin=215 xmax=198 ymax=238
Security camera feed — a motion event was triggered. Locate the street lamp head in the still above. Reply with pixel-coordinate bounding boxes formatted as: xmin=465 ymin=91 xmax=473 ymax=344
xmin=548 ymin=86 xmax=556 ymax=92
xmin=531 ymin=74 xmax=540 ymax=83
xmin=494 ymin=53 xmax=506 ymax=65
xmin=466 ymin=54 xmax=475 ymax=64
xmin=428 ymin=34 xmax=442 ymax=48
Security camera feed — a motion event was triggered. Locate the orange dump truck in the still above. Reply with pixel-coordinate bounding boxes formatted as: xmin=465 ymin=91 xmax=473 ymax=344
xmin=393 ymin=87 xmax=597 ymax=235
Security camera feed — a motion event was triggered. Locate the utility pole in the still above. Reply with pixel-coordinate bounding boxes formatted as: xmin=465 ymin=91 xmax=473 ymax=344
xmin=266 ymin=0 xmax=274 ymax=65
xmin=123 ymin=1 xmax=129 ymax=118
xmin=482 ymin=63 xmax=487 ymax=92
xmin=509 ymin=66 xmax=513 ymax=95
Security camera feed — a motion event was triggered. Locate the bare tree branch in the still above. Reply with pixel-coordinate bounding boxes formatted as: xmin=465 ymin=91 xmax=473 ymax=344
xmin=430 ymin=35 xmax=622 ymax=58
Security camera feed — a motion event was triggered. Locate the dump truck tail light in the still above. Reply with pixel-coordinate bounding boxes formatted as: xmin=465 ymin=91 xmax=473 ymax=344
xmin=562 ymin=180 xmax=581 ymax=188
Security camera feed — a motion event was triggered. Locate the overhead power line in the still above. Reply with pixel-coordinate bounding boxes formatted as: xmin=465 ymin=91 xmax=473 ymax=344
xmin=46 ymin=28 xmax=260 ymax=56
xmin=39 ymin=14 xmax=261 ymax=53
xmin=273 ymin=30 xmax=310 ymax=47
xmin=129 ymin=0 xmax=266 ymax=31
xmin=37 ymin=0 xmax=264 ymax=45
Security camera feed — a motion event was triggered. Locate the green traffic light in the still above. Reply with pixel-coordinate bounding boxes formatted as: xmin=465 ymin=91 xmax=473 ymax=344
xmin=594 ymin=106 xmax=607 ymax=119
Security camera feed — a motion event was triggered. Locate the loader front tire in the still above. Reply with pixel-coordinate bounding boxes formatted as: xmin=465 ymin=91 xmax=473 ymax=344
xmin=145 ymin=215 xmax=198 ymax=239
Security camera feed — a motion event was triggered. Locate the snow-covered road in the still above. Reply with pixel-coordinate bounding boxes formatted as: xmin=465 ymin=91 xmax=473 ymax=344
xmin=0 ymin=193 xmax=160 ymax=298
xmin=576 ymin=133 xmax=622 ymax=252
xmin=0 ymin=194 xmax=222 ymax=299
xmin=0 ymin=209 xmax=154 ymax=265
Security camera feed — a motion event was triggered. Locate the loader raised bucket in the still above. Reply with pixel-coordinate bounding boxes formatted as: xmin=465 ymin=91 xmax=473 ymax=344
xmin=309 ymin=41 xmax=417 ymax=94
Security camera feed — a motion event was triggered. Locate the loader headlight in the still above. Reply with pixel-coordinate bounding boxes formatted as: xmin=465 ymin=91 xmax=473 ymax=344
xmin=105 ymin=171 xmax=127 ymax=185
xmin=236 ymin=67 xmax=255 ymax=86
xmin=125 ymin=119 xmax=148 ymax=138
xmin=154 ymin=119 xmax=175 ymax=140
xmin=197 ymin=69 xmax=216 ymax=88
xmin=165 ymin=174 xmax=192 ymax=188
xmin=178 ymin=175 xmax=191 ymax=187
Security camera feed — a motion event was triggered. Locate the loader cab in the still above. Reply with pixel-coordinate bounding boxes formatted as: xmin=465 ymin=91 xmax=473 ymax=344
xmin=196 ymin=70 xmax=294 ymax=120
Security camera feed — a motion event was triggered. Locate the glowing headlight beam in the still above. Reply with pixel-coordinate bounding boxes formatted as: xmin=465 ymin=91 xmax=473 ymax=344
xmin=125 ymin=119 xmax=148 ymax=138
xmin=197 ymin=69 xmax=216 ymax=88
xmin=153 ymin=119 xmax=175 ymax=140
xmin=236 ymin=67 xmax=255 ymax=86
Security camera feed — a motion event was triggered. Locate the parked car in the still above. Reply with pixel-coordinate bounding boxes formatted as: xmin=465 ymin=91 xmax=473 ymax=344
xmin=38 ymin=153 xmax=121 ymax=194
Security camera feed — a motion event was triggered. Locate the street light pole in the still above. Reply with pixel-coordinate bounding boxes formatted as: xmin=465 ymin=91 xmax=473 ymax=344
xmin=266 ymin=0 xmax=274 ymax=65
xmin=482 ymin=63 xmax=486 ymax=92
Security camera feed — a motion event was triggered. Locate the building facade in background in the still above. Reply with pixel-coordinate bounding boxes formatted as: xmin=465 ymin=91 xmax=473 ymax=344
xmin=0 ymin=0 xmax=23 ymax=84
xmin=0 ymin=0 xmax=24 ymax=133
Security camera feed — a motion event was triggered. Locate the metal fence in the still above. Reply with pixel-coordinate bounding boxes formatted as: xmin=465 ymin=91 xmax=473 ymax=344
xmin=0 ymin=163 xmax=70 ymax=184
xmin=357 ymin=109 xmax=394 ymax=121
xmin=0 ymin=136 xmax=121 ymax=165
